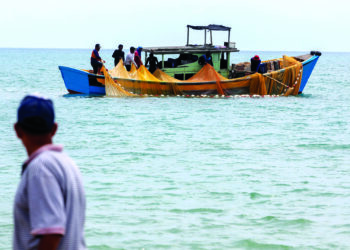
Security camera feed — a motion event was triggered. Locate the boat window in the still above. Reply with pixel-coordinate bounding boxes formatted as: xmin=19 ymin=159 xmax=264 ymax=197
xmin=158 ymin=54 xmax=198 ymax=69
xmin=173 ymin=73 xmax=195 ymax=80
xmin=177 ymin=54 xmax=198 ymax=66
xmin=174 ymin=74 xmax=184 ymax=80
xmin=184 ymin=73 xmax=194 ymax=80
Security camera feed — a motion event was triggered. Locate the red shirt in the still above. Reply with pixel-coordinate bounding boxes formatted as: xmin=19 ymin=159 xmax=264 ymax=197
xmin=134 ymin=51 xmax=143 ymax=68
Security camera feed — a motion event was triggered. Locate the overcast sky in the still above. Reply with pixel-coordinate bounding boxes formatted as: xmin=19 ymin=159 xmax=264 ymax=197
xmin=1 ymin=0 xmax=349 ymax=52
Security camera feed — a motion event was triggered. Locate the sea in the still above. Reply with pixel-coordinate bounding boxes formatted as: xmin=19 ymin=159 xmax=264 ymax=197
xmin=0 ymin=49 xmax=349 ymax=249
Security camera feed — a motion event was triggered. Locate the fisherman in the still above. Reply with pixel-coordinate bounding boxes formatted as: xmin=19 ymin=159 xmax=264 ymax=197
xmin=125 ymin=46 xmax=138 ymax=71
xmin=198 ymin=51 xmax=213 ymax=66
xmin=145 ymin=51 xmax=159 ymax=73
xmin=112 ymin=44 xmax=125 ymax=66
xmin=204 ymin=51 xmax=213 ymax=65
xmin=136 ymin=46 xmax=143 ymax=60
xmin=91 ymin=44 xmax=105 ymax=74
xmin=13 ymin=94 xmax=86 ymax=250
xmin=134 ymin=50 xmax=143 ymax=68
xmin=251 ymin=55 xmax=261 ymax=72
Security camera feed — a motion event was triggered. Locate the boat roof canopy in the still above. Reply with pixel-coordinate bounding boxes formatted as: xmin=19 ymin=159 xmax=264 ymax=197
xmin=187 ymin=24 xmax=231 ymax=31
xmin=143 ymin=46 xmax=239 ymax=55
xmin=143 ymin=24 xmax=239 ymax=55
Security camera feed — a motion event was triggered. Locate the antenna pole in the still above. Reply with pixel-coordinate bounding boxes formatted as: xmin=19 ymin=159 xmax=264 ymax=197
xmin=187 ymin=26 xmax=189 ymax=46
xmin=228 ymin=30 xmax=231 ymax=47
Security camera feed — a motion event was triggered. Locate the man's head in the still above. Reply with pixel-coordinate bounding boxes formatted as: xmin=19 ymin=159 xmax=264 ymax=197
xmin=130 ymin=47 xmax=135 ymax=53
xmin=95 ymin=44 xmax=101 ymax=51
xmin=118 ymin=44 xmax=123 ymax=50
xmin=14 ymin=95 xmax=58 ymax=154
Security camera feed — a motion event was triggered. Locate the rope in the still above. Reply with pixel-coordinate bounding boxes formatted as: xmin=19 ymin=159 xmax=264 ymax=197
xmin=263 ymin=67 xmax=303 ymax=89
xmin=264 ymin=74 xmax=290 ymax=88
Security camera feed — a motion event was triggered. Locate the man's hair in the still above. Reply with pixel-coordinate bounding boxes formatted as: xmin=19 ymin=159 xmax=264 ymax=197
xmin=95 ymin=44 xmax=100 ymax=49
xmin=130 ymin=46 xmax=135 ymax=52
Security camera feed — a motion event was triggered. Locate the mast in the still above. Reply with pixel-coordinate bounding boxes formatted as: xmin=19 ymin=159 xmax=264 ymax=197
xmin=228 ymin=29 xmax=231 ymax=46
xmin=187 ymin=26 xmax=189 ymax=46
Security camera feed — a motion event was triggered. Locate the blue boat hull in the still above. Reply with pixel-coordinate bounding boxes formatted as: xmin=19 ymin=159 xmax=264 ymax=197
xmin=58 ymin=54 xmax=320 ymax=96
xmin=58 ymin=66 xmax=106 ymax=95
xmin=299 ymin=55 xmax=320 ymax=93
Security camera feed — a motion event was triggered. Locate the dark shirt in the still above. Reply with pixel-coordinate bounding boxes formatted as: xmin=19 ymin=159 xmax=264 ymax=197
xmin=145 ymin=56 xmax=159 ymax=72
xmin=203 ymin=55 xmax=213 ymax=66
xmin=251 ymin=58 xmax=261 ymax=72
xmin=199 ymin=54 xmax=213 ymax=66
xmin=112 ymin=50 xmax=125 ymax=66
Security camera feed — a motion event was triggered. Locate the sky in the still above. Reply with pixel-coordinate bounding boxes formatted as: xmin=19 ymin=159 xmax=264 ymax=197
xmin=1 ymin=0 xmax=350 ymax=52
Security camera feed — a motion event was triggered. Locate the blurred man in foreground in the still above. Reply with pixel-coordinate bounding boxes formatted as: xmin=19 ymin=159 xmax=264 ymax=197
xmin=13 ymin=94 xmax=86 ymax=250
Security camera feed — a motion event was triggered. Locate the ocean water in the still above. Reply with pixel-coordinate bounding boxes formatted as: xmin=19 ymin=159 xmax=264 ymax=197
xmin=0 ymin=49 xmax=349 ymax=249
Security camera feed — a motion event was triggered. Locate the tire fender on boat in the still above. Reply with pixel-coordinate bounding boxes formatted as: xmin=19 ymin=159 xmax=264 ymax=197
xmin=310 ymin=51 xmax=322 ymax=56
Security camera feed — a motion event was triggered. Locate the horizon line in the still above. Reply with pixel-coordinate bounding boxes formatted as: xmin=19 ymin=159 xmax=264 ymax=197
xmin=0 ymin=47 xmax=347 ymax=53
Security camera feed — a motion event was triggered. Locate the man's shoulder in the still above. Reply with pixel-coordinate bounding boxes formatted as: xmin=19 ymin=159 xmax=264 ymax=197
xmin=27 ymin=150 xmax=74 ymax=174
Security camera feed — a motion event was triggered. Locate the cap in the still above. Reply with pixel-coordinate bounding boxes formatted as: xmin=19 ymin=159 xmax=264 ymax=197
xmin=17 ymin=94 xmax=55 ymax=134
xmin=254 ymin=55 xmax=260 ymax=60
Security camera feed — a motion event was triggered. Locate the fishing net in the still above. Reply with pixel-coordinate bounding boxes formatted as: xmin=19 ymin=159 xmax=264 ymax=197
xmin=104 ymin=55 xmax=303 ymax=97
xmin=263 ymin=56 xmax=303 ymax=96
xmin=102 ymin=66 xmax=136 ymax=97
xmin=108 ymin=59 xmax=131 ymax=79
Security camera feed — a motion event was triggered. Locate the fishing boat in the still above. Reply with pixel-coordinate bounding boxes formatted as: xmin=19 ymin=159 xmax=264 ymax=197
xmin=59 ymin=24 xmax=321 ymax=97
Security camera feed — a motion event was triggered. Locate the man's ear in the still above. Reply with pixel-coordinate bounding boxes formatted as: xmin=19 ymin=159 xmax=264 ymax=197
xmin=51 ymin=123 xmax=58 ymax=137
xmin=14 ymin=123 xmax=23 ymax=139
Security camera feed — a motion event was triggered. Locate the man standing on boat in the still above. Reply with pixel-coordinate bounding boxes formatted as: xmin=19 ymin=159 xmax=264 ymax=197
xmin=91 ymin=44 xmax=105 ymax=74
xmin=112 ymin=44 xmax=125 ymax=66
xmin=251 ymin=55 xmax=261 ymax=72
xmin=134 ymin=50 xmax=143 ymax=68
xmin=125 ymin=46 xmax=138 ymax=71
xmin=145 ymin=51 xmax=159 ymax=73
xmin=136 ymin=47 xmax=143 ymax=60
xmin=13 ymin=94 xmax=86 ymax=250
xmin=198 ymin=51 xmax=213 ymax=66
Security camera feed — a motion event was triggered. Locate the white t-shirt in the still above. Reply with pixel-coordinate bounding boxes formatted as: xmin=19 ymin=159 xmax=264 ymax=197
xmin=125 ymin=52 xmax=137 ymax=66
xmin=13 ymin=144 xmax=86 ymax=250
